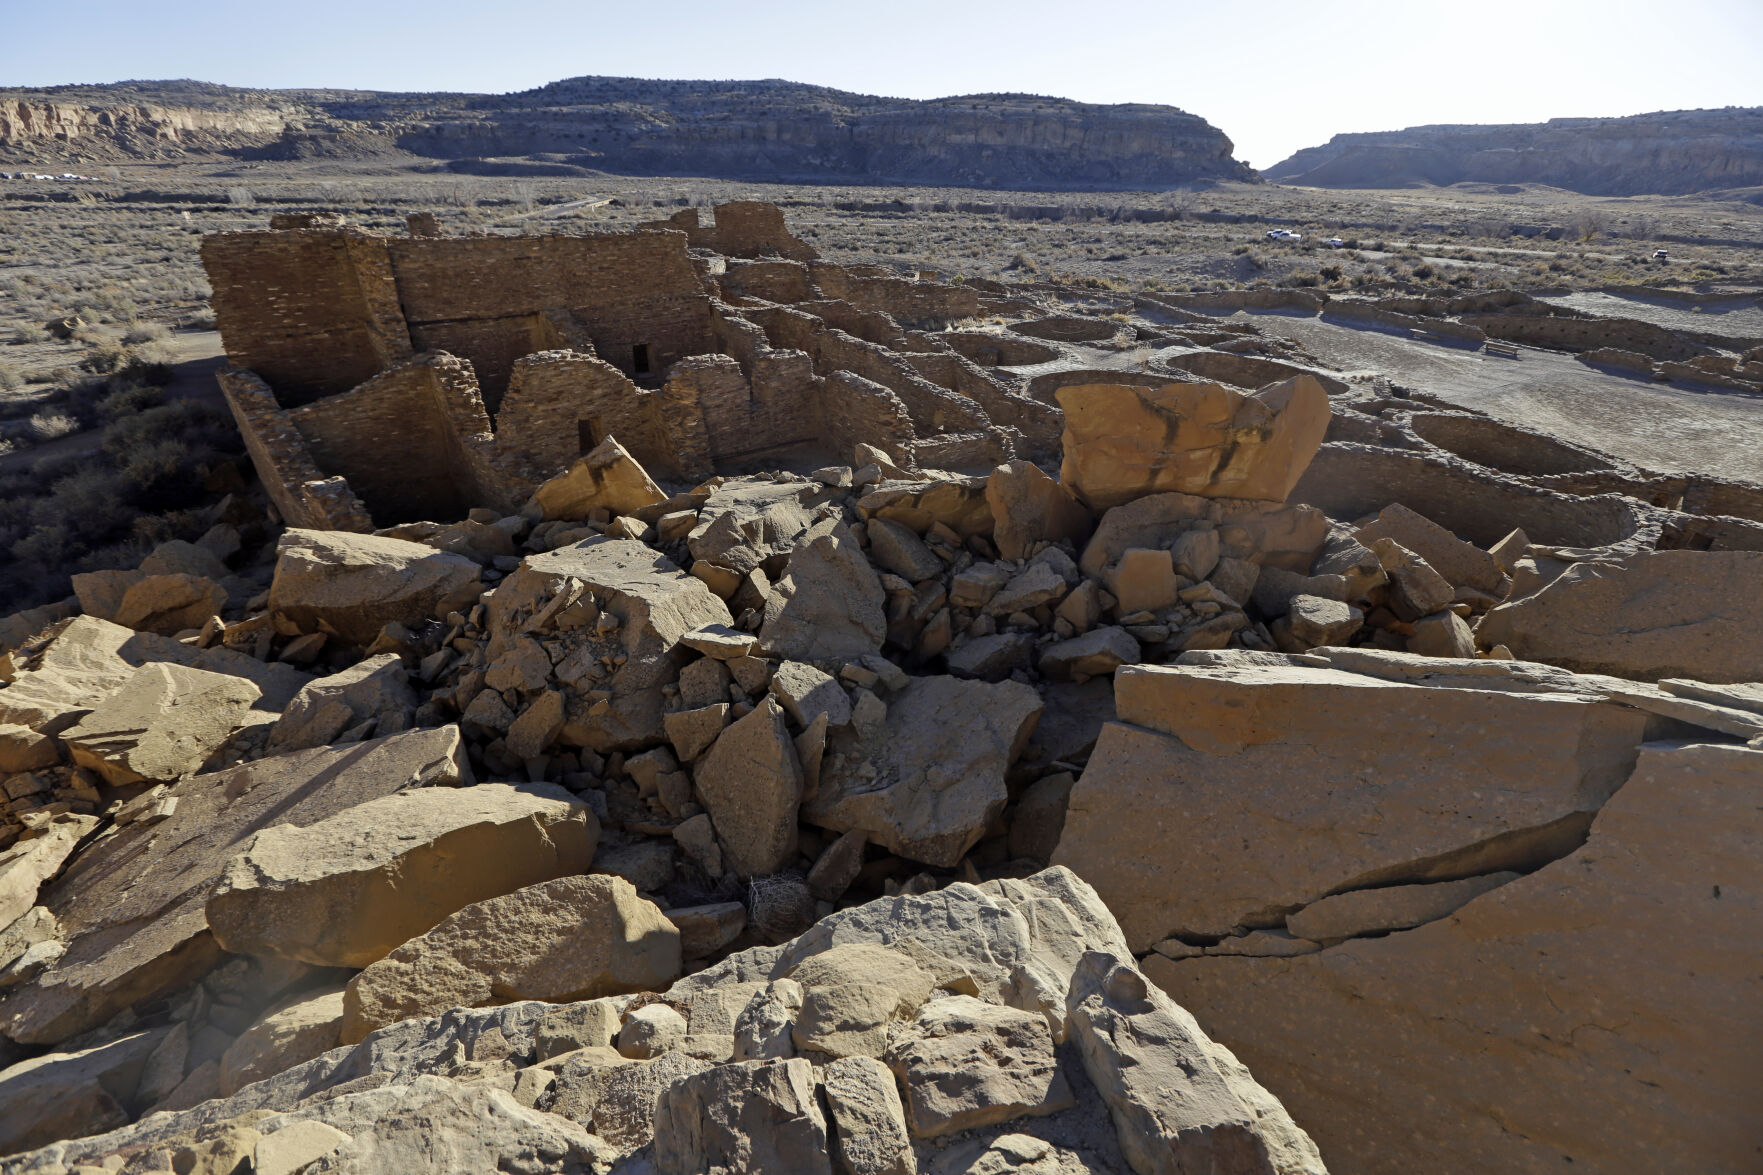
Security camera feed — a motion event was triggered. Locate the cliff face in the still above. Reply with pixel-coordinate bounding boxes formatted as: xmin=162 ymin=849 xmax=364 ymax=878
xmin=1264 ymin=108 xmax=1763 ymax=196
xmin=0 ymin=98 xmax=294 ymax=157
xmin=0 ymin=78 xmax=1252 ymax=190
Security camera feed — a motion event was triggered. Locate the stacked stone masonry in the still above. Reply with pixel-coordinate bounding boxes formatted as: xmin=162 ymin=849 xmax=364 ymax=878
xmin=203 ymin=202 xmax=1066 ymax=530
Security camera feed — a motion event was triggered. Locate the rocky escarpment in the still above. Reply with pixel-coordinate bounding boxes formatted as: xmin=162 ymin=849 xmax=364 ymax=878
xmin=0 ymin=77 xmax=1253 ymax=189
xmin=1263 ymin=107 xmax=1763 ymax=195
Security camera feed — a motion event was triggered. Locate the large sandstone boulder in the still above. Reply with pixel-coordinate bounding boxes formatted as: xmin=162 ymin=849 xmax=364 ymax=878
xmin=264 ymin=653 xmax=416 ymax=755
xmin=1067 ymin=951 xmax=1326 ymax=1175
xmin=759 ymin=519 xmax=888 ymax=664
xmin=219 ymin=984 xmax=348 ymax=1097
xmin=1477 ymin=549 xmax=1763 ymax=683
xmin=1148 ymin=741 xmax=1763 ymax=1175
xmin=1078 ymin=491 xmax=1327 ymax=578
xmin=0 ymin=813 xmax=96 ymax=931
xmin=268 ymin=529 xmax=483 ymax=645
xmin=486 ymin=536 xmax=734 ymax=752
xmin=688 ymin=477 xmax=841 ymax=574
xmin=653 ymin=1057 xmax=832 ymax=1175
xmin=60 ymin=662 xmax=262 ymax=786
xmin=885 ymin=995 xmax=1073 ymax=1138
xmin=0 ymin=726 xmax=471 ymax=1046
xmin=0 ymin=1026 xmax=171 ymax=1155
xmin=342 ymin=875 xmax=679 ymax=1043
xmin=7 ymin=868 xmax=1319 ymax=1175
xmin=1056 ymin=375 xmax=1330 ymax=511
xmin=806 ymin=676 xmax=1042 ymax=867
xmin=691 ymin=696 xmax=804 ymax=878
xmin=986 ymin=460 xmax=1093 ymax=561
xmin=207 ymin=782 xmax=599 ymax=968
xmin=531 ymin=435 xmax=668 ymax=520
xmin=1053 ymin=663 xmax=1649 ymax=952
xmin=0 ymin=616 xmax=306 ymax=733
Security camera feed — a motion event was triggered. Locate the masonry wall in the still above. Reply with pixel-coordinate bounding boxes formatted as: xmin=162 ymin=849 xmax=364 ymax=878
xmin=1464 ymin=312 xmax=1710 ymax=362
xmin=746 ymin=306 xmax=991 ymax=439
xmin=386 ymin=230 xmax=717 ymax=394
xmin=286 ymin=360 xmax=475 ymax=524
xmin=217 ymin=368 xmax=374 ymax=531
xmin=667 ymin=354 xmax=820 ymax=468
xmin=821 ymin=371 xmax=916 ymax=468
xmin=202 ymin=230 xmax=413 ymax=406
xmin=719 ymin=260 xmax=815 ymax=304
xmin=810 ymin=263 xmax=980 ymax=325
xmin=904 ymin=351 xmax=1061 ymax=457
xmin=499 ymin=350 xmax=649 ymax=481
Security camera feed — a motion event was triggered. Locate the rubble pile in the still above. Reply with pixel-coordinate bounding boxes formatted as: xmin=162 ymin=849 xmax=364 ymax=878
xmin=0 ymin=205 xmax=1759 ymax=1174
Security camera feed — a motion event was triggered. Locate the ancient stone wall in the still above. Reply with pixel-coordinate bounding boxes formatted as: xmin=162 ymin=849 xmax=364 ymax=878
xmin=498 ymin=350 xmax=648 ymax=481
xmin=809 ymin=263 xmax=981 ymax=325
xmin=718 ymin=260 xmax=814 ymax=304
xmin=1319 ymin=301 xmax=1487 ymax=345
xmin=1293 ymin=443 xmax=1653 ymax=550
xmin=216 ymin=368 xmax=374 ymax=531
xmin=385 ymin=230 xmax=716 ymax=395
xmin=636 ymin=202 xmax=818 ymax=262
xmin=791 ymin=299 xmax=903 ymax=346
xmin=820 ymin=371 xmax=916 ymax=466
xmin=202 ymin=230 xmax=413 ymax=406
xmin=1161 ymin=350 xmax=1352 ymax=395
xmin=664 ymin=354 xmax=818 ymax=469
xmin=1408 ymin=412 xmax=1616 ymax=478
xmin=903 ymin=351 xmax=1062 ymax=456
xmin=285 ymin=356 xmax=481 ymax=524
xmin=746 ymin=306 xmax=993 ymax=440
xmin=1465 ymin=311 xmax=1710 ymax=362
xmin=911 ymin=427 xmax=1016 ymax=472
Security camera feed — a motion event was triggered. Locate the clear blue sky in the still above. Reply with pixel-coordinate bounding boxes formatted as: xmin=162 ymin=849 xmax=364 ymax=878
xmin=2 ymin=0 xmax=1760 ymax=169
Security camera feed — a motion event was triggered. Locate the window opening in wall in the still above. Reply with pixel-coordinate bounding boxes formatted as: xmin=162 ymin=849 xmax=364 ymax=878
xmin=578 ymin=419 xmax=600 ymax=454
xmin=632 ymin=343 xmax=651 ymax=375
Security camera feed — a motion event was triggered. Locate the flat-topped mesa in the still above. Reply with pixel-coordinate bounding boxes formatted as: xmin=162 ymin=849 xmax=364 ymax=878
xmin=200 ymin=201 xmax=1060 ymax=531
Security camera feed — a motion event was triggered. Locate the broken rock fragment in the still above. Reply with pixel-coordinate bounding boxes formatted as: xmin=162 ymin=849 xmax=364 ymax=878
xmin=1057 ymin=375 xmax=1330 ymax=511
xmin=207 ymin=781 xmax=599 ymax=968
xmin=1055 ymin=663 xmax=1649 ymax=951
xmin=61 ymin=662 xmax=261 ymax=786
xmin=987 ymin=459 xmax=1092 ymax=562
xmin=1066 ymin=951 xmax=1326 ymax=1175
xmin=532 ymin=435 xmax=668 ymax=520
xmin=885 ymin=995 xmax=1073 ymax=1139
xmin=1478 ymin=549 xmax=1763 ymax=683
xmin=760 ymin=519 xmax=888 ymax=664
xmin=268 ymin=529 xmax=482 ymax=646
xmin=807 ymin=675 xmax=1041 ymax=867
xmin=691 ymin=696 xmax=803 ymax=878
xmin=342 ymin=874 xmax=679 ymax=1043
xmin=1151 ymin=741 xmax=1763 ymax=1175
xmin=0 ymin=726 xmax=470 ymax=1046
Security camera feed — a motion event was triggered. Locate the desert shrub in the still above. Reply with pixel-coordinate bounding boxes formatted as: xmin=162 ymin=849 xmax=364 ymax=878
xmin=81 ymin=339 xmax=135 ymax=374
xmin=0 ymin=365 xmax=19 ymax=393
xmin=1412 ymin=263 xmax=1435 ymax=280
xmin=121 ymin=322 xmax=170 ymax=346
xmin=1319 ymin=265 xmax=1343 ymax=282
xmin=11 ymin=324 xmax=51 ymax=345
xmin=96 ymin=381 xmax=167 ymax=423
xmin=27 ymin=411 xmax=80 ymax=442
xmin=1284 ymin=272 xmax=1321 ymax=288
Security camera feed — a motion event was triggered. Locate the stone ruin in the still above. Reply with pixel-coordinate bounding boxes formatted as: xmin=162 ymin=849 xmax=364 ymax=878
xmin=0 ymin=201 xmax=1759 ymax=1175
xmin=203 ymin=201 xmax=1056 ymax=531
